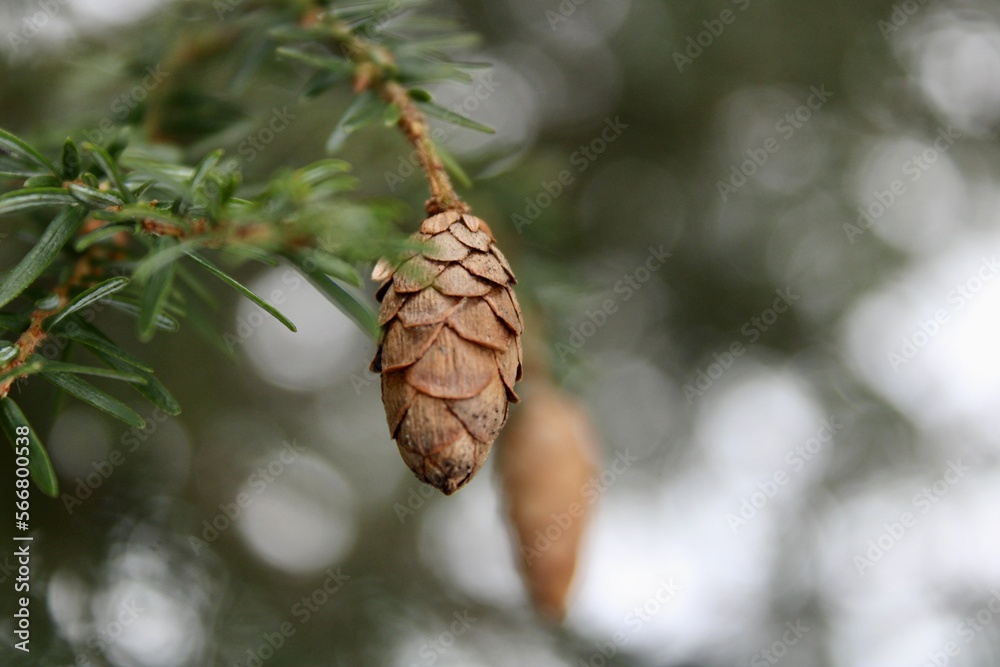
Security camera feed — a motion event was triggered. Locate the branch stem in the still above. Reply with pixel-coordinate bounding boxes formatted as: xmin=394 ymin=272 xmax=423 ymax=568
xmin=379 ymin=80 xmax=468 ymax=216
xmin=0 ymin=251 xmax=90 ymax=398
xmin=325 ymin=16 xmax=468 ymax=216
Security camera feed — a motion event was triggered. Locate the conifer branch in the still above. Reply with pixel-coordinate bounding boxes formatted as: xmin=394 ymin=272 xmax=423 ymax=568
xmin=303 ymin=9 xmax=470 ymax=215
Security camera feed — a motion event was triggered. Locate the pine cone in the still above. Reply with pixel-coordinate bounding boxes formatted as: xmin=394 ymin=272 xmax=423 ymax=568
xmin=370 ymin=210 xmax=523 ymax=495
xmin=499 ymin=382 xmax=599 ymax=620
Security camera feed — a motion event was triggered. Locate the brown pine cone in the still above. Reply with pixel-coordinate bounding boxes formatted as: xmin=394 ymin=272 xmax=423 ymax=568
xmin=499 ymin=382 xmax=599 ymax=620
xmin=370 ymin=210 xmax=523 ymax=495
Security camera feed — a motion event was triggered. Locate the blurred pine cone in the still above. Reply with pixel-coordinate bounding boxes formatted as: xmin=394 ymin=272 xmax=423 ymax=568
xmin=370 ymin=210 xmax=523 ymax=495
xmin=499 ymin=382 xmax=599 ymax=620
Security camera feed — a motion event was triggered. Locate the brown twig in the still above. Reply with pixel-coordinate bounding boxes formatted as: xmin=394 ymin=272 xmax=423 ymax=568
xmin=0 ymin=207 xmax=275 ymax=399
xmin=0 ymin=300 xmax=62 ymax=399
xmin=319 ymin=15 xmax=469 ymax=216
xmin=378 ymin=80 xmax=469 ymax=215
xmin=0 ymin=249 xmax=94 ymax=399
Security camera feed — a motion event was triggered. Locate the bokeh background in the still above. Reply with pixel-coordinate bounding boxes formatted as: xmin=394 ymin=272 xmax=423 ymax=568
xmin=3 ymin=0 xmax=1000 ymax=665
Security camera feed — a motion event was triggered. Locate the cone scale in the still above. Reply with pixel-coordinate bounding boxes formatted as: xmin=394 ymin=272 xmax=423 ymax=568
xmin=371 ymin=210 xmax=523 ymax=494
